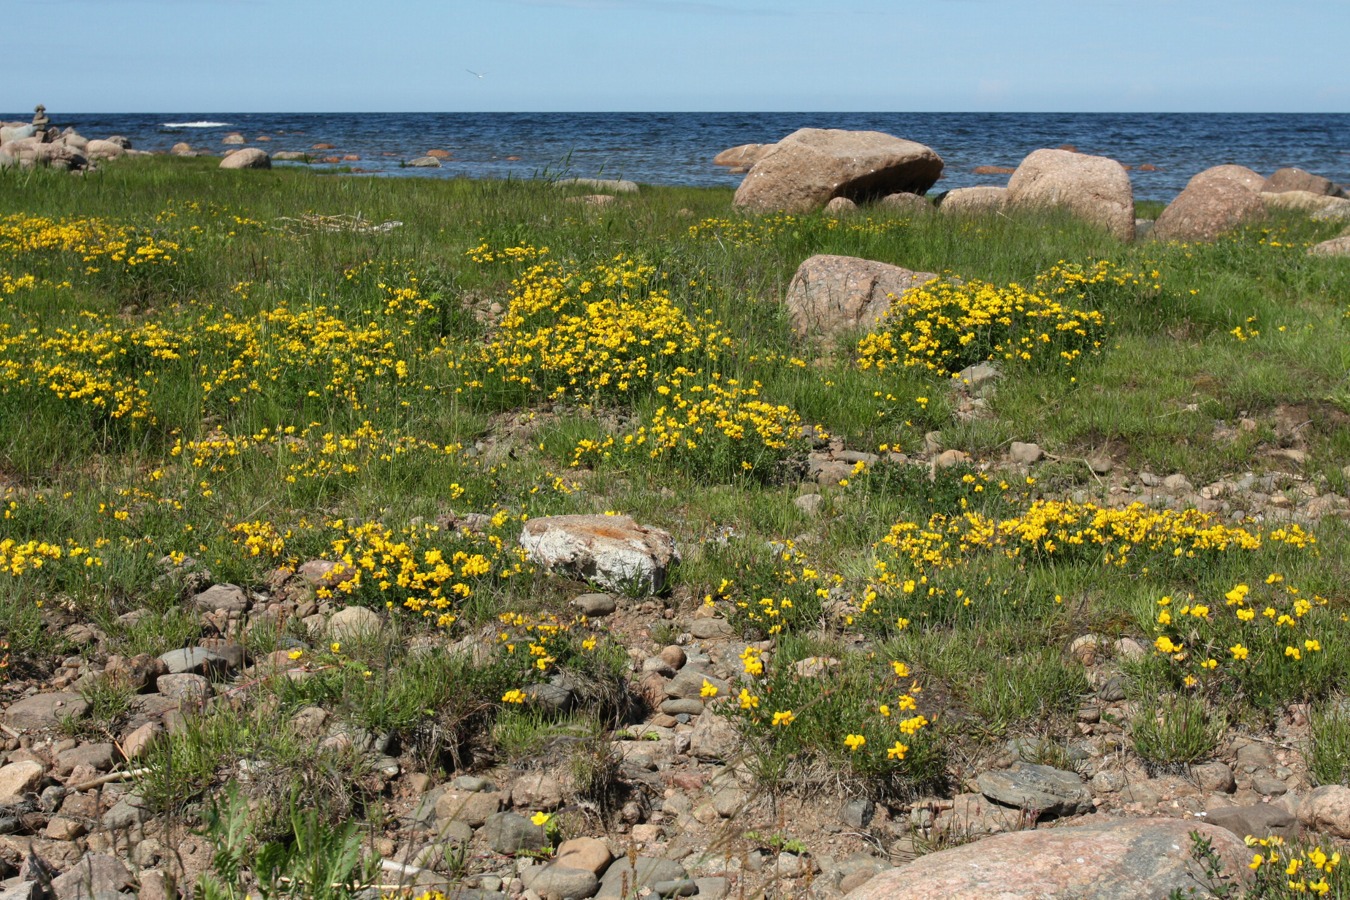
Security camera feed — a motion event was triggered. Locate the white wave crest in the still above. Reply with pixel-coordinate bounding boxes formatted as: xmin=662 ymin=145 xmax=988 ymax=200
xmin=162 ymin=121 xmax=233 ymax=128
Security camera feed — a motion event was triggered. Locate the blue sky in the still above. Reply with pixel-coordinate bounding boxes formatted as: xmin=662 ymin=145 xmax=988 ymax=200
xmin=5 ymin=0 xmax=1348 ymax=113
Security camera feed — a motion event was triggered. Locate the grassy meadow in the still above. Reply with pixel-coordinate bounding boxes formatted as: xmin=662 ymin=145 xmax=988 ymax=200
xmin=3 ymin=156 xmax=1350 ymax=896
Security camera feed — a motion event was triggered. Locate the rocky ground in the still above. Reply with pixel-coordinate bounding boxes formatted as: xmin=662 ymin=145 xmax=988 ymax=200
xmin=4 ymin=397 xmax=1350 ymax=900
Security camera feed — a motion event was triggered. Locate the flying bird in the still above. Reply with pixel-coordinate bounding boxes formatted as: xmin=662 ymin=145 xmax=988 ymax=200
xmin=466 ymin=69 xmax=487 ymax=79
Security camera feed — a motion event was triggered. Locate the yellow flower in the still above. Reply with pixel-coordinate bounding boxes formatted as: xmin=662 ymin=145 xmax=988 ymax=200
xmin=330 ymin=642 xmax=341 ymax=654
xmin=1230 ymin=644 xmax=1249 ymax=660
xmin=844 ymin=734 xmax=866 ymax=752
xmin=738 ymin=688 xmax=759 ymax=710
xmin=891 ymin=661 xmax=910 ymax=678
xmin=1154 ymin=635 xmax=1181 ymax=654
xmin=530 ymin=811 xmax=551 ymax=827
xmin=700 ymin=679 xmax=719 ymax=699
xmin=887 ymin=741 xmax=909 ymax=760
xmin=287 ymin=649 xmax=303 ymax=660
xmin=501 ymin=689 xmax=526 ymax=704
xmin=771 ymin=710 xmax=795 ymax=727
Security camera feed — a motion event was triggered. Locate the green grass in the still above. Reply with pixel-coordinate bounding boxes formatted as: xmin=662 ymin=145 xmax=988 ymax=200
xmin=4 ymin=157 xmax=1350 ymax=863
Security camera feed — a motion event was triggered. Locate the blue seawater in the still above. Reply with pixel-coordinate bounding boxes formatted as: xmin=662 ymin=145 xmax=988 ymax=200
xmin=9 ymin=111 xmax=1349 ymax=203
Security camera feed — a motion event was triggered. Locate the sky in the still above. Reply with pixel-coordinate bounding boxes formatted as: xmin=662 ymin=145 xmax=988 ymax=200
xmin=3 ymin=0 xmax=1348 ymax=113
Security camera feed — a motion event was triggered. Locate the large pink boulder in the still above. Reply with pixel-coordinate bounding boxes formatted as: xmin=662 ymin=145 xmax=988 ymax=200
xmin=519 ymin=514 xmax=679 ymax=595
xmin=219 ymin=148 xmax=271 ymax=170
xmin=1152 ymin=166 xmax=1266 ymax=243
xmin=1006 ymin=148 xmax=1135 ymax=241
xmin=784 ymin=254 xmax=935 ymax=340
xmin=1264 ymin=166 xmax=1339 ymax=196
xmin=734 ymin=128 xmax=943 ymax=213
xmin=1188 ymin=164 xmax=1264 ymax=193
xmin=843 ymin=817 xmax=1250 ymax=899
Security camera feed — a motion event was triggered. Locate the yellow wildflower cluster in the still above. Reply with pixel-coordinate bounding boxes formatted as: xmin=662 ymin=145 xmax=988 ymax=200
xmin=856 ymin=276 xmax=1107 ymax=377
xmin=228 ymin=520 xmax=289 ymax=558
xmin=724 ymin=645 xmax=934 ymax=781
xmin=573 ymin=368 xmax=813 ymax=479
xmin=172 ymin=422 xmax=463 ymax=488
xmin=0 ymin=213 xmax=185 ymax=274
xmin=324 ymin=514 xmax=528 ymax=627
xmin=877 ymin=500 xmax=1307 ymax=576
xmin=1034 ymin=258 xmax=1159 ymax=299
xmin=470 ymin=252 xmax=731 ymax=403
xmin=1247 ymin=836 xmax=1342 ymax=895
xmin=1153 ymin=575 xmax=1337 ymax=703
xmin=0 ymin=271 xmax=40 ymax=296
xmin=0 ymin=538 xmax=65 ymax=577
xmin=706 ymin=543 xmax=842 ymax=635
xmin=0 ymin=537 xmax=103 ymax=578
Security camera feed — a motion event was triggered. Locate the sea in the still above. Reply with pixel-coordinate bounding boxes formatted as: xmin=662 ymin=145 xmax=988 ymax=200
xmin=11 ymin=112 xmax=1350 ymax=203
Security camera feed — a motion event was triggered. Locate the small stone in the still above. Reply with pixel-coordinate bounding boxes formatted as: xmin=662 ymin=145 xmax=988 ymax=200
xmin=555 ymin=836 xmax=612 ymax=875
xmin=46 ymin=816 xmax=87 ymax=840
xmin=688 ymin=618 xmax=734 ymax=639
xmin=688 ymin=713 xmax=739 ymax=761
xmin=1191 ymin=761 xmax=1236 ymax=794
xmin=434 ymin=789 xmax=503 ymax=826
xmin=793 ymin=656 xmax=840 ymax=678
xmin=934 ymin=449 xmax=971 ymax=469
xmin=658 ymin=646 xmax=686 ymax=669
xmin=529 ymin=864 xmax=599 ymax=898
xmin=156 ymin=673 xmax=212 ymax=703
xmin=121 ymin=722 xmax=163 ymax=760
xmin=482 ymin=811 xmax=547 ymax=854
xmin=3 ymin=692 xmax=90 ymax=731
xmin=103 ymin=795 xmax=149 ymax=829
xmin=55 ymin=743 xmax=115 ymax=775
xmin=1207 ymin=803 xmax=1299 ymax=840
xmin=665 ymin=668 xmax=728 ymax=700
xmin=1010 ymin=442 xmax=1044 ymax=465
xmin=524 ymin=681 xmax=574 ymax=712
xmin=652 ymin=878 xmax=698 ymax=897
xmin=712 ymin=786 xmax=747 ymax=818
xmin=328 ymin=606 xmax=382 ymax=640
xmin=794 ymin=493 xmax=824 ymax=516
xmin=1252 ymin=775 xmax=1288 ymax=796
xmin=1087 ymin=457 xmax=1113 ymax=475
xmin=50 ymin=853 xmax=134 ymax=899
xmin=1097 ymin=675 xmax=1126 ymax=702
xmin=297 ymin=559 xmax=353 ymax=588
xmin=1068 ymin=635 xmax=1100 ymax=666
xmin=694 ymin=877 xmax=730 ymax=900
xmin=1163 ymin=473 xmax=1194 ymax=493
xmin=573 ymin=593 xmax=618 ymax=617
xmin=660 ymin=699 xmax=705 ymax=716
xmin=191 ymin=583 xmax=249 ymax=613
xmin=0 ymin=761 xmax=45 ymax=804
xmin=840 ymin=798 xmax=874 ymax=828
xmin=977 ymin=762 xmax=1093 ymax=819
xmin=450 ymin=775 xmax=495 ymax=792
xmin=510 ymin=772 xmax=565 ymax=811
xmin=158 ymin=647 xmax=229 ymax=676
xmin=598 ymin=857 xmax=688 ymax=898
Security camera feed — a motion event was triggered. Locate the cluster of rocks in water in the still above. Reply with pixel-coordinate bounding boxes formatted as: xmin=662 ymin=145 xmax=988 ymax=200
xmin=7 ymin=110 xmax=1350 ymax=258
xmin=4 ymin=411 xmax=1350 ymax=898
xmin=714 ymin=127 xmax=1350 ymax=254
